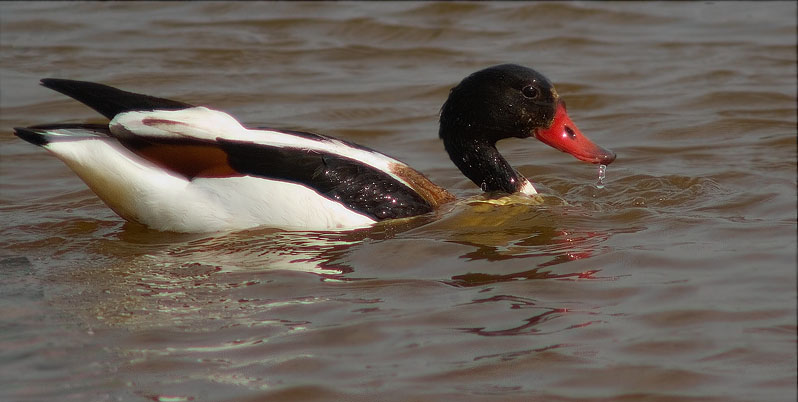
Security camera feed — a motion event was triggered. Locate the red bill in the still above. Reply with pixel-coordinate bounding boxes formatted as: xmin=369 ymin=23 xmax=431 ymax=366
xmin=534 ymin=102 xmax=616 ymax=165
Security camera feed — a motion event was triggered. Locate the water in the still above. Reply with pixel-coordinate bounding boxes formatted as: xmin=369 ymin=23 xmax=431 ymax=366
xmin=596 ymin=164 xmax=607 ymax=189
xmin=1 ymin=2 xmax=796 ymax=401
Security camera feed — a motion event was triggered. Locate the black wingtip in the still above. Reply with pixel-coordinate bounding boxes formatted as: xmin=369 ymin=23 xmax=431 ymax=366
xmin=13 ymin=127 xmax=50 ymax=147
xmin=39 ymin=78 xmax=95 ymax=93
xmin=38 ymin=78 xmax=195 ymax=120
xmin=40 ymin=77 xmax=65 ymax=88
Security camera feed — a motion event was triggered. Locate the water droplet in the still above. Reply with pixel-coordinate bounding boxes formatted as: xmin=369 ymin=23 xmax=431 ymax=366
xmin=596 ymin=164 xmax=607 ymax=189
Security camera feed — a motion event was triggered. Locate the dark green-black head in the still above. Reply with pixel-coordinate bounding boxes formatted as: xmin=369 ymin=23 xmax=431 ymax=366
xmin=439 ymin=64 xmax=616 ymax=165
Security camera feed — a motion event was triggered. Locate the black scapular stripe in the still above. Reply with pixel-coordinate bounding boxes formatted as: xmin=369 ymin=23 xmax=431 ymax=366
xmin=218 ymin=139 xmax=434 ymax=221
xmin=40 ymin=78 xmax=194 ymax=119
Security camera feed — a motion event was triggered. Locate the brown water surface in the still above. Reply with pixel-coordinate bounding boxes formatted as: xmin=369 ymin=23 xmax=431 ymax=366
xmin=1 ymin=2 xmax=796 ymax=401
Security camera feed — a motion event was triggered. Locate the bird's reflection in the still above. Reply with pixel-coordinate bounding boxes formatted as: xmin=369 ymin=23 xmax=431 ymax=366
xmin=108 ymin=193 xmax=632 ymax=288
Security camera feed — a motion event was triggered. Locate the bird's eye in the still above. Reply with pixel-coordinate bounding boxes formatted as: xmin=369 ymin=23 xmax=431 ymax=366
xmin=521 ymin=85 xmax=539 ymax=99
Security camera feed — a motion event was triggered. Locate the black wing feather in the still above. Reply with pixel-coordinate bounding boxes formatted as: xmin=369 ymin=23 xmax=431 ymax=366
xmin=218 ymin=139 xmax=434 ymax=221
xmin=40 ymin=78 xmax=194 ymax=120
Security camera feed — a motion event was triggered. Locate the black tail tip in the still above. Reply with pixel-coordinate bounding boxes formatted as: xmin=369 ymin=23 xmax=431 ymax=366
xmin=13 ymin=127 xmax=49 ymax=146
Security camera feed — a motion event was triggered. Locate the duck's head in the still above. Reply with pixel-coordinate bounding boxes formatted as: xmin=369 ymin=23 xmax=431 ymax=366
xmin=439 ymin=64 xmax=616 ymax=193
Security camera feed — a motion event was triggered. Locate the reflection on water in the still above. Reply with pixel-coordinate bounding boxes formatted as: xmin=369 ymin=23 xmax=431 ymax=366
xmin=457 ymin=295 xmax=586 ymax=337
xmin=45 ymin=193 xmax=634 ymax=346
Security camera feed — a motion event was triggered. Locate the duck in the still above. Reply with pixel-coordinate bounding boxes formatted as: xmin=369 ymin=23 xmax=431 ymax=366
xmin=13 ymin=64 xmax=616 ymax=233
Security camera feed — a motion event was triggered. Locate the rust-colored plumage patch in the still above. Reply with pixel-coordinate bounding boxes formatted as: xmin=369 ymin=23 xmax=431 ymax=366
xmin=141 ymin=118 xmax=191 ymax=128
xmin=124 ymin=140 xmax=241 ymax=179
xmin=390 ymin=163 xmax=455 ymax=209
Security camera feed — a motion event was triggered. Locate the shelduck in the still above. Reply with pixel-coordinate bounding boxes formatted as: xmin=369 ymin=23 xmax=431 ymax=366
xmin=14 ymin=64 xmax=616 ymax=232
